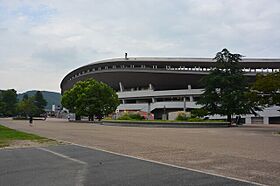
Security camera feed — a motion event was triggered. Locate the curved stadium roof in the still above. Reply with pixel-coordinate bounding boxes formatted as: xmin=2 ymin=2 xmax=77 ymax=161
xmin=61 ymin=57 xmax=280 ymax=93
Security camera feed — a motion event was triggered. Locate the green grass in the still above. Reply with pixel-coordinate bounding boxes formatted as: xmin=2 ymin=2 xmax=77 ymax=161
xmin=0 ymin=125 xmax=53 ymax=148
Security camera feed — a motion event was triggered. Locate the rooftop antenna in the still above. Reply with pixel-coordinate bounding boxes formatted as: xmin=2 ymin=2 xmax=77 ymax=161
xmin=125 ymin=53 xmax=128 ymax=60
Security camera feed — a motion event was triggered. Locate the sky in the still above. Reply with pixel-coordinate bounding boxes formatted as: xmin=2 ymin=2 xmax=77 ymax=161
xmin=0 ymin=0 xmax=280 ymax=93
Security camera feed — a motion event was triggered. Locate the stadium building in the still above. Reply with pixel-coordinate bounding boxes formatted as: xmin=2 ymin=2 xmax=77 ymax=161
xmin=60 ymin=55 xmax=280 ymax=124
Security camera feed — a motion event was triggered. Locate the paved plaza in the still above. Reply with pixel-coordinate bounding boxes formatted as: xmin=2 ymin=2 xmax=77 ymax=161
xmin=0 ymin=144 xmax=255 ymax=186
xmin=1 ymin=118 xmax=280 ymax=185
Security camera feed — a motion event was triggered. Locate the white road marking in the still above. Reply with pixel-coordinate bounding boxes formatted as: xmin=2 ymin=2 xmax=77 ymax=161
xmin=55 ymin=140 xmax=266 ymax=186
xmin=38 ymin=147 xmax=88 ymax=186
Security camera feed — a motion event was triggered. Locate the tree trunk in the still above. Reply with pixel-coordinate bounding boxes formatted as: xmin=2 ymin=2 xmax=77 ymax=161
xmin=75 ymin=115 xmax=81 ymax=121
xmin=88 ymin=115 xmax=94 ymax=121
xmin=96 ymin=114 xmax=102 ymax=121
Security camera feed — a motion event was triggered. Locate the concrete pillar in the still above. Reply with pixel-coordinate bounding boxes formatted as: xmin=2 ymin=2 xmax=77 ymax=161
xmin=162 ymin=106 xmax=167 ymax=120
xmin=122 ymin=99 xmax=125 ymax=104
xmin=149 ymin=83 xmax=154 ymax=90
xmin=183 ymin=97 xmax=186 ymax=112
xmin=147 ymin=102 xmax=151 ymax=120
xmin=245 ymin=117 xmax=252 ymax=124
xmin=188 ymin=85 xmax=193 ymax=102
xmin=119 ymin=82 xmax=124 ymax=92
xmin=263 ymin=117 xmax=269 ymax=124
xmin=190 ymin=96 xmax=194 ymax=102
xmin=152 ymin=97 xmax=155 ymax=103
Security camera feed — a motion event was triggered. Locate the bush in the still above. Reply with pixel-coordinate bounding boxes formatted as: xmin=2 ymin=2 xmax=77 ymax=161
xmin=186 ymin=117 xmax=205 ymax=122
xmin=117 ymin=112 xmax=145 ymax=120
xmin=117 ymin=114 xmax=131 ymax=120
xmin=176 ymin=112 xmax=189 ymax=121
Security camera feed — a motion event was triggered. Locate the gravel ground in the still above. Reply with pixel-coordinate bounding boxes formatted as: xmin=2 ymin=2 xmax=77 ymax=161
xmin=1 ymin=118 xmax=280 ymax=185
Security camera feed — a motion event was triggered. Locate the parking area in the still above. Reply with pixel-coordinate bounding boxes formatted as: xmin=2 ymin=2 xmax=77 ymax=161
xmin=1 ymin=118 xmax=280 ymax=185
xmin=0 ymin=144 xmax=256 ymax=186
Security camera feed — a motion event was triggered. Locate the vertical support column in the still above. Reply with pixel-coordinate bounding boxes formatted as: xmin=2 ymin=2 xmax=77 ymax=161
xmin=149 ymin=83 xmax=154 ymax=90
xmin=183 ymin=97 xmax=186 ymax=112
xmin=188 ymin=85 xmax=194 ymax=102
xmin=162 ymin=105 xmax=167 ymax=120
xmin=245 ymin=117 xmax=251 ymax=124
xmin=263 ymin=117 xmax=269 ymax=124
xmin=190 ymin=96 xmax=194 ymax=102
xmin=119 ymin=82 xmax=124 ymax=92
xmin=147 ymin=102 xmax=151 ymax=120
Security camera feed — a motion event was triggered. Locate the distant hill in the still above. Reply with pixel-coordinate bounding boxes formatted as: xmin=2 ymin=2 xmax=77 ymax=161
xmin=17 ymin=90 xmax=61 ymax=111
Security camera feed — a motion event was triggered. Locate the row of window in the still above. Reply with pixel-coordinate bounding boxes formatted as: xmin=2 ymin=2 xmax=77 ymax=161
xmin=68 ymin=65 xmax=279 ymax=81
xmin=123 ymin=96 xmax=200 ymax=104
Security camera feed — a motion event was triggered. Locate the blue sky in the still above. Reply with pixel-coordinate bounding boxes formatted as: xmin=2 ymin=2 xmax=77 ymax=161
xmin=0 ymin=0 xmax=280 ymax=93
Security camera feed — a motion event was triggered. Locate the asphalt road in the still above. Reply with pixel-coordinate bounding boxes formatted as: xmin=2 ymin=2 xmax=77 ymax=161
xmin=0 ymin=145 xmax=256 ymax=186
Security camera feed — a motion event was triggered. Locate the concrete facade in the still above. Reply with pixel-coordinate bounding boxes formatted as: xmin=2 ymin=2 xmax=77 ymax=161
xmin=60 ymin=57 xmax=280 ymax=123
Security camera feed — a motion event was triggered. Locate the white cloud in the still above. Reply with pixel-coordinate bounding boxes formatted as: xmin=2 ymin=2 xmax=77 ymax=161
xmin=0 ymin=0 xmax=279 ymax=92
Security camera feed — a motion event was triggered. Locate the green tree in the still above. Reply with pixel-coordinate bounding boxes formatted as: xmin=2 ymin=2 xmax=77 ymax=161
xmin=0 ymin=94 xmax=4 ymax=116
xmin=22 ymin=94 xmax=29 ymax=101
xmin=62 ymin=79 xmax=120 ymax=120
xmin=34 ymin=91 xmax=47 ymax=116
xmin=0 ymin=89 xmax=18 ymax=116
xmin=191 ymin=108 xmax=208 ymax=118
xmin=197 ymin=49 xmax=259 ymax=123
xmin=17 ymin=97 xmax=37 ymax=117
xmin=250 ymin=72 xmax=280 ymax=106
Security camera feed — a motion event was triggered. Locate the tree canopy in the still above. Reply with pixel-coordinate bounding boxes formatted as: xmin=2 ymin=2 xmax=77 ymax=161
xmin=17 ymin=97 xmax=38 ymax=117
xmin=34 ymin=91 xmax=47 ymax=115
xmin=0 ymin=89 xmax=18 ymax=116
xmin=62 ymin=79 xmax=120 ymax=120
xmin=250 ymin=72 xmax=280 ymax=107
xmin=16 ymin=91 xmax=47 ymax=117
xmin=197 ymin=48 xmax=259 ymax=122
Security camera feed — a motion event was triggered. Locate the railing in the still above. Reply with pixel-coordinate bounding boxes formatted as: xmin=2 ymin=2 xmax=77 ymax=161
xmin=68 ymin=65 xmax=279 ymax=81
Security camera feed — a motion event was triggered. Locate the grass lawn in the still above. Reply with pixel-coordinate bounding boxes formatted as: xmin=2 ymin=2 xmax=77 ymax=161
xmin=0 ymin=125 xmax=54 ymax=148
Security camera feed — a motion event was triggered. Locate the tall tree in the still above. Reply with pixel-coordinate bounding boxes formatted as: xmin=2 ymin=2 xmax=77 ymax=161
xmin=62 ymin=79 xmax=120 ymax=120
xmin=0 ymin=89 xmax=18 ymax=116
xmin=197 ymin=49 xmax=259 ymax=123
xmin=17 ymin=97 xmax=37 ymax=117
xmin=0 ymin=93 xmax=4 ymax=116
xmin=34 ymin=91 xmax=47 ymax=116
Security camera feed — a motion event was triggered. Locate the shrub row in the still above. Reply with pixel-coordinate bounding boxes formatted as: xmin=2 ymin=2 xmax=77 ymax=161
xmin=117 ymin=113 xmax=144 ymax=120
